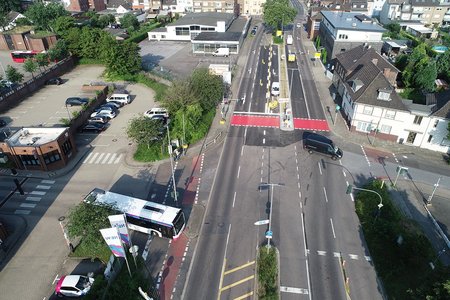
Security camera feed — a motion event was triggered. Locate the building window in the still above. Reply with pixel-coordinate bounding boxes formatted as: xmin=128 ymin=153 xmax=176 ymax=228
xmin=385 ymin=110 xmax=396 ymax=119
xmin=433 ymin=119 xmax=439 ymax=127
xmin=380 ymin=124 xmax=392 ymax=134
xmin=61 ymin=140 xmax=73 ymax=155
xmin=175 ymin=27 xmax=190 ymax=35
xmin=356 ymin=121 xmax=371 ymax=132
xmin=413 ymin=115 xmax=423 ymax=125
xmin=427 ymin=135 xmax=433 ymax=143
xmin=43 ymin=150 xmax=61 ymax=164
xmin=151 ymin=35 xmax=156 ymax=38
xmin=340 ymin=48 xmax=346 ymax=52
xmin=21 ymin=154 xmax=40 ymax=165
xmin=363 ymin=106 xmax=373 ymax=115
xmin=377 ymin=91 xmax=391 ymax=100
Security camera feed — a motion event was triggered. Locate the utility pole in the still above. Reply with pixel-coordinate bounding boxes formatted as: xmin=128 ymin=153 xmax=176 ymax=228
xmin=427 ymin=177 xmax=441 ymax=205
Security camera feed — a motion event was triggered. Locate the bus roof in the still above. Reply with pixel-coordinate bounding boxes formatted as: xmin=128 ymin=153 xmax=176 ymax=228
xmin=84 ymin=188 xmax=180 ymax=226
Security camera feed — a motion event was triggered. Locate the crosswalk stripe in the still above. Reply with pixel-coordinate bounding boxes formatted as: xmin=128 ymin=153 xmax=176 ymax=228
xmin=280 ymin=286 xmax=309 ymax=294
xmin=333 ymin=252 xmax=341 ymax=258
xmin=101 ymin=153 xmax=111 ymax=164
xmin=26 ymin=197 xmax=41 ymax=202
xmin=20 ymin=203 xmax=36 ymax=208
xmin=36 ymin=185 xmax=51 ymax=190
xmin=108 ymin=153 xmax=117 ymax=164
xmin=94 ymin=153 xmax=105 ymax=164
xmin=41 ymin=180 xmax=55 ymax=184
xmin=83 ymin=152 xmax=95 ymax=163
xmin=15 ymin=209 xmax=31 ymax=215
xmin=114 ymin=154 xmax=122 ymax=164
xmin=31 ymin=191 xmax=46 ymax=196
xmin=349 ymin=254 xmax=359 ymax=260
xmin=317 ymin=250 xmax=327 ymax=256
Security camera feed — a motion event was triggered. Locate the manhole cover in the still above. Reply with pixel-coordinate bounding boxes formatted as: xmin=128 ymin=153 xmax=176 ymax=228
xmin=58 ymin=216 xmax=65 ymax=221
xmin=112 ymin=139 xmax=117 ymax=142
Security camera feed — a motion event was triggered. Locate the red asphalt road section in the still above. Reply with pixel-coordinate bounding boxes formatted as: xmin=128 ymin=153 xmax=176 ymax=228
xmin=159 ymin=155 xmax=201 ymax=299
xmin=231 ymin=114 xmax=330 ymax=131
xmin=158 ymin=234 xmax=188 ymax=300
xmin=231 ymin=115 xmax=279 ymax=128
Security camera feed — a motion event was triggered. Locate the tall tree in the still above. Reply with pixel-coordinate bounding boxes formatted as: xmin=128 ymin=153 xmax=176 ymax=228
xmin=51 ymin=16 xmax=75 ymax=36
xmin=263 ymin=0 xmax=297 ymax=30
xmin=24 ymin=2 xmax=68 ymax=31
xmin=162 ymin=79 xmax=197 ymax=113
xmin=104 ymin=41 xmax=141 ymax=76
xmin=120 ymin=13 xmax=139 ymax=31
xmin=98 ymin=14 xmax=115 ymax=28
xmin=402 ymin=44 xmax=428 ymax=87
xmin=0 ymin=0 xmax=21 ymax=16
xmin=127 ymin=117 xmax=166 ymax=148
xmin=34 ymin=53 xmax=50 ymax=71
xmin=80 ymin=27 xmax=109 ymax=59
xmin=6 ymin=65 xmax=23 ymax=83
xmin=436 ymin=50 xmax=450 ymax=80
xmin=23 ymin=58 xmax=38 ymax=78
xmin=414 ymin=59 xmax=437 ymax=93
xmin=189 ymin=68 xmax=223 ymax=111
xmin=48 ymin=39 xmax=69 ymax=61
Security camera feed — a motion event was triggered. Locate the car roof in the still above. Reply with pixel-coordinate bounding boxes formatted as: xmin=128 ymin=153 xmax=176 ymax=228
xmin=61 ymin=275 xmax=82 ymax=287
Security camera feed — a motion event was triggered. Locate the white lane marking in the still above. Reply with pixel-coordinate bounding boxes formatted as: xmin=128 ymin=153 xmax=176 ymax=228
xmin=36 ymin=185 xmax=51 ymax=190
xmin=20 ymin=203 xmax=36 ymax=208
xmin=323 ymin=187 xmax=328 ymax=203
xmin=26 ymin=197 xmax=41 ymax=202
xmin=365 ymin=256 xmax=372 ymax=261
xmin=350 ymin=193 xmax=354 ymax=202
xmin=263 ymin=138 xmax=265 ymax=144
xmin=31 ymin=191 xmax=46 ymax=196
xmin=241 ymin=145 xmax=244 ymax=156
xmin=94 ymin=153 xmax=105 ymax=164
xmin=305 ymin=260 xmax=312 ymax=300
xmin=330 ymin=218 xmax=336 ymax=239
xmin=333 ymin=252 xmax=341 ymax=258
xmin=301 ymin=211 xmax=307 ymax=257
xmin=317 ymin=250 xmax=326 ymax=256
xmin=15 ymin=210 xmax=30 ymax=215
xmin=360 ymin=145 xmax=371 ymax=166
xmin=107 ymin=153 xmax=117 ymax=164
xmin=349 ymin=254 xmax=359 ymax=260
xmin=41 ymin=180 xmax=55 ymax=184
xmin=244 ymin=127 xmax=248 ymax=139
xmin=83 ymin=152 xmax=96 ymax=163
xmin=114 ymin=154 xmax=122 ymax=164
xmin=318 ymin=161 xmax=322 ymax=175
xmin=142 ymin=235 xmax=153 ymax=261
xmin=342 ymin=170 xmax=346 ymax=177
xmin=237 ymin=166 xmax=241 ymax=178
xmin=232 ymin=191 xmax=237 ymax=208
xmin=280 ymin=286 xmax=309 ymax=294
xmin=101 ymin=153 xmax=112 ymax=164
xmin=263 ymin=130 xmax=266 ymax=135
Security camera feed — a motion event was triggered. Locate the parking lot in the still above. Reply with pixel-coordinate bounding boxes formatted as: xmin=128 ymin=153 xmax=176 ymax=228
xmin=0 ymin=50 xmax=34 ymax=83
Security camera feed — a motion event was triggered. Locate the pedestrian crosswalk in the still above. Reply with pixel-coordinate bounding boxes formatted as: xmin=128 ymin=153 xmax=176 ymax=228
xmin=82 ymin=152 xmax=123 ymax=165
xmin=14 ymin=179 xmax=56 ymax=215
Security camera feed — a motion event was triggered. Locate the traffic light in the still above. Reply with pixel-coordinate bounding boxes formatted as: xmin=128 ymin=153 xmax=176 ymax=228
xmin=346 ymin=185 xmax=353 ymax=194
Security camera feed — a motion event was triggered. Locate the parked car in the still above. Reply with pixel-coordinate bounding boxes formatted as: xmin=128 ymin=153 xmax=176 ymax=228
xmin=0 ymin=79 xmax=13 ymax=88
xmin=55 ymin=275 xmax=94 ymax=297
xmin=144 ymin=107 xmax=169 ymax=119
xmin=251 ymin=26 xmax=257 ymax=35
xmin=80 ymin=122 xmax=107 ymax=133
xmin=271 ymin=82 xmax=280 ymax=96
xmin=91 ymin=106 xmax=116 ymax=117
xmin=90 ymin=110 xmax=116 ymax=119
xmin=46 ymin=77 xmax=63 ymax=85
xmin=114 ymin=89 xmax=129 ymax=94
xmin=66 ymin=97 xmax=89 ymax=106
xmin=101 ymin=102 xmax=121 ymax=110
xmin=0 ymin=119 xmax=7 ymax=127
xmin=296 ymin=22 xmax=301 ymax=28
xmin=106 ymin=93 xmax=131 ymax=105
xmin=88 ymin=116 xmax=109 ymax=124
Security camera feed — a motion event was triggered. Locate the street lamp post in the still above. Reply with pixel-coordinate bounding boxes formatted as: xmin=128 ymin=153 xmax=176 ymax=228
xmin=166 ymin=125 xmax=178 ymax=203
xmin=427 ymin=176 xmax=441 ymax=205
xmin=394 ymin=166 xmax=408 ymax=187
xmin=259 ymin=183 xmax=284 ymax=252
xmin=346 ymin=184 xmax=383 ymax=217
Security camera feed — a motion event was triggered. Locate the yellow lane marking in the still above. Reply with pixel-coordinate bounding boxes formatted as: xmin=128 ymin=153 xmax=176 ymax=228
xmin=220 ymin=275 xmax=255 ymax=292
xmin=234 ymin=291 xmax=254 ymax=300
xmin=224 ymin=261 xmax=255 ymax=275
xmin=217 ymin=258 xmax=227 ymax=300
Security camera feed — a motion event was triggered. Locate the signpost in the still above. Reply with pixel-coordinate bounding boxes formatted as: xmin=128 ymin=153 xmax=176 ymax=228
xmin=334 ymin=105 xmax=340 ymax=125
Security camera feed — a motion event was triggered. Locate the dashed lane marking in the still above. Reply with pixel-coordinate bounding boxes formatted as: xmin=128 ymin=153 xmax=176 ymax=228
xmin=280 ymin=286 xmax=309 ymax=294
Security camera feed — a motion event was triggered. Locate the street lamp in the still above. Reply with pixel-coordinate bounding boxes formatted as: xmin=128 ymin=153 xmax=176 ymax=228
xmin=394 ymin=166 xmax=408 ymax=187
xmin=427 ymin=176 xmax=441 ymax=205
xmin=166 ymin=124 xmax=178 ymax=203
xmin=259 ymin=183 xmax=284 ymax=252
xmin=346 ymin=184 xmax=383 ymax=217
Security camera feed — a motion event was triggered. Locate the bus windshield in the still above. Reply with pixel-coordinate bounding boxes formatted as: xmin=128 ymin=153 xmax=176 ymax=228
xmin=173 ymin=211 xmax=185 ymax=235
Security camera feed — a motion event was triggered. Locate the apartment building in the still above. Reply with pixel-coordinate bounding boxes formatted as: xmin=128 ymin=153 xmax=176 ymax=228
xmin=380 ymin=0 xmax=450 ymax=26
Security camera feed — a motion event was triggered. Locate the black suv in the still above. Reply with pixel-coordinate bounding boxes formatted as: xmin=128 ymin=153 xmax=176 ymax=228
xmin=46 ymin=77 xmax=63 ymax=85
xmin=66 ymin=97 xmax=89 ymax=106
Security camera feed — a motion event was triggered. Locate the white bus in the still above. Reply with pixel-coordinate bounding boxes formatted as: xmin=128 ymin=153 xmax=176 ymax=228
xmin=84 ymin=188 xmax=186 ymax=239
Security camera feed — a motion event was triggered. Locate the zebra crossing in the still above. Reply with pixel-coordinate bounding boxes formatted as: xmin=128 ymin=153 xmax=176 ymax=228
xmin=82 ymin=152 xmax=123 ymax=165
xmin=307 ymin=249 xmax=372 ymax=262
xmin=14 ymin=179 xmax=55 ymax=215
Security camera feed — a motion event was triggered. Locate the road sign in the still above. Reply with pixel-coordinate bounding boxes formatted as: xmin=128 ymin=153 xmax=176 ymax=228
xmin=265 ymin=230 xmax=273 ymax=239
xmin=255 ymin=220 xmax=270 ymax=226
xmin=335 ymin=105 xmax=341 ymax=111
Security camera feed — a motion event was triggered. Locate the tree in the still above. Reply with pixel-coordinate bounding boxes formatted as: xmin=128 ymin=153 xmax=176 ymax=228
xmin=104 ymin=41 xmax=141 ymax=76
xmin=66 ymin=202 xmax=116 ymax=262
xmin=189 ymin=68 xmax=223 ymax=111
xmin=80 ymin=27 xmax=109 ymax=59
xmin=6 ymin=65 xmax=23 ymax=83
xmin=35 ymin=52 xmax=50 ymax=71
xmin=263 ymin=0 xmax=297 ymax=30
xmin=61 ymin=27 xmax=82 ymax=56
xmin=162 ymin=79 xmax=197 ymax=113
xmin=24 ymin=2 xmax=68 ymax=31
xmin=414 ymin=59 xmax=436 ymax=93
xmin=436 ymin=50 xmax=450 ymax=81
xmin=51 ymin=16 xmax=75 ymax=35
xmin=402 ymin=44 xmax=428 ymax=87
xmin=120 ymin=13 xmax=139 ymax=31
xmin=23 ymin=58 xmax=38 ymax=77
xmin=0 ymin=0 xmax=21 ymax=16
xmin=48 ymin=39 xmax=69 ymax=61
xmin=0 ymin=13 xmax=9 ymax=31
xmin=98 ymin=14 xmax=115 ymax=28
xmin=127 ymin=116 xmax=166 ymax=148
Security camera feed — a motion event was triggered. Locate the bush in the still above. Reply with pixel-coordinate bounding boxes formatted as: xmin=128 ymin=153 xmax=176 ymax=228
xmin=133 ymin=142 xmax=169 ymax=162
xmin=258 ymin=247 xmax=278 ymax=299
xmin=273 ymin=36 xmax=283 ymax=44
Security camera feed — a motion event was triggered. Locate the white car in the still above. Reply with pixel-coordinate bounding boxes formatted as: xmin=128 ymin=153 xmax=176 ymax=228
xmin=296 ymin=22 xmax=301 ymax=28
xmin=271 ymin=82 xmax=280 ymax=96
xmin=144 ymin=108 xmax=169 ymax=119
xmin=90 ymin=110 xmax=116 ymax=119
xmin=55 ymin=275 xmax=94 ymax=297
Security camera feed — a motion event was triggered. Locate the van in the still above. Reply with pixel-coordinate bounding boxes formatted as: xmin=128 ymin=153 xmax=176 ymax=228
xmin=287 ymin=35 xmax=293 ymax=45
xmin=106 ymin=94 xmax=131 ymax=105
xmin=271 ymin=82 xmax=280 ymax=96
xmin=213 ymin=48 xmax=230 ymax=57
xmin=144 ymin=107 xmax=169 ymax=119
xmin=303 ymin=132 xmax=343 ymax=160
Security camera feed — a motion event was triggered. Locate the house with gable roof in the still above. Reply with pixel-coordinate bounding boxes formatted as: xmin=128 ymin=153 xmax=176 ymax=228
xmin=333 ymin=44 xmax=450 ymax=153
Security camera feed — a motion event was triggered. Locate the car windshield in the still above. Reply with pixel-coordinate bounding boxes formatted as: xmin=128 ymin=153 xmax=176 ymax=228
xmin=75 ymin=276 xmax=90 ymax=290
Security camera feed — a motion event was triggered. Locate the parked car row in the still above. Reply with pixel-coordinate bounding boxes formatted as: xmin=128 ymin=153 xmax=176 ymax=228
xmin=80 ymin=92 xmax=132 ymax=133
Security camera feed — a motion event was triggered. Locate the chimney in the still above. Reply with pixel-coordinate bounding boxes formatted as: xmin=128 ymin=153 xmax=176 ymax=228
xmin=372 ymin=58 xmax=378 ymax=65
xmin=383 ymin=68 xmax=390 ymax=77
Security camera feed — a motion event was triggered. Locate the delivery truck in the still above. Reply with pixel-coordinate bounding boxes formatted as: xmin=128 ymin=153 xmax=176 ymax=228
xmin=213 ymin=48 xmax=230 ymax=57
xmin=287 ymin=35 xmax=293 ymax=45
